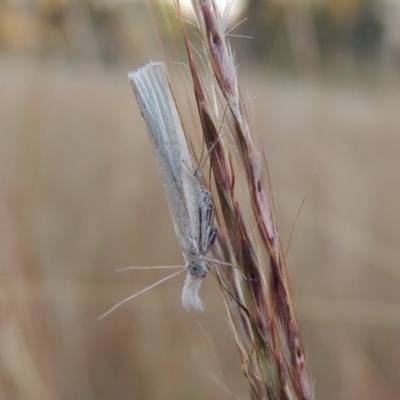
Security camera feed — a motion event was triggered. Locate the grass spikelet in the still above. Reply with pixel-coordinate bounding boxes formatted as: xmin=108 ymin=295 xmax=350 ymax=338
xmin=174 ymin=1 xmax=315 ymax=398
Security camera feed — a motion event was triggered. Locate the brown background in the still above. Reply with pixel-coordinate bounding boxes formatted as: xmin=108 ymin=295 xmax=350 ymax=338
xmin=1 ymin=1 xmax=400 ymax=399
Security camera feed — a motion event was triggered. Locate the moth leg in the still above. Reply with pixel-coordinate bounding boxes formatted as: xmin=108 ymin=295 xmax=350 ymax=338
xmin=198 ymin=188 xmax=215 ymax=254
xmin=200 ymin=189 xmax=213 ymax=227
xmin=199 ymin=191 xmax=218 ymax=254
xmin=204 ymin=227 xmax=217 ymax=254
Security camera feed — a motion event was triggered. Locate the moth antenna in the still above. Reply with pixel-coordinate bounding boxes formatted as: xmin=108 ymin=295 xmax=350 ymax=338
xmin=196 ymin=99 xmax=231 ymax=178
xmin=196 ymin=132 xmax=226 ymax=178
xmin=200 ymin=257 xmax=234 ymax=267
xmin=98 ymin=268 xmax=186 ymax=319
xmin=202 ymin=257 xmax=245 ymax=278
xmin=116 ymin=265 xmax=184 ymax=272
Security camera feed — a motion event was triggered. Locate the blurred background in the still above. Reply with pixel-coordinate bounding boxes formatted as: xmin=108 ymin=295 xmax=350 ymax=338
xmin=1 ymin=0 xmax=399 ymax=399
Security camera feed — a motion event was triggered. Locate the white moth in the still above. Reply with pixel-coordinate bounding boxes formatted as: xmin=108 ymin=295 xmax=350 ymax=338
xmin=99 ymin=62 xmax=217 ymax=319
xmin=131 ymin=61 xmax=219 ymax=311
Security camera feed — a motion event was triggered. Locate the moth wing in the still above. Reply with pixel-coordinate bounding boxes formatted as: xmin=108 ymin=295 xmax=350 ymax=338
xmin=129 ymin=62 xmax=201 ymax=260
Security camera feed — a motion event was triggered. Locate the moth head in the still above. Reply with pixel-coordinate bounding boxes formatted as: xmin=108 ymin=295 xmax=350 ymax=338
xmin=188 ymin=262 xmax=207 ymax=278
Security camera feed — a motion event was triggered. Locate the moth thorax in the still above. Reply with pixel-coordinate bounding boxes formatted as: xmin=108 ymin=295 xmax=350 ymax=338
xmin=188 ymin=262 xmax=207 ymax=278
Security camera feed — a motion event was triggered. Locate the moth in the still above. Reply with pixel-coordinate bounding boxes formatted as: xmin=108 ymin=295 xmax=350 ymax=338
xmin=99 ymin=62 xmax=217 ymax=318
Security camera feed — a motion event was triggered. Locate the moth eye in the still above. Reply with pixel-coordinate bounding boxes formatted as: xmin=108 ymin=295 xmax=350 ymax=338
xmin=189 ymin=264 xmax=207 ymax=278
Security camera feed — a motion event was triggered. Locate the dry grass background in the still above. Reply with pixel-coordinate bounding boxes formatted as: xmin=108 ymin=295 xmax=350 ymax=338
xmin=1 ymin=53 xmax=400 ymax=399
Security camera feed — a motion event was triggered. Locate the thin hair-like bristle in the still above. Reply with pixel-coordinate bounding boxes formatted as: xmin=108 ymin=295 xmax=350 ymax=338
xmin=116 ymin=266 xmax=185 ymax=272
xmin=98 ymin=268 xmax=185 ymax=320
